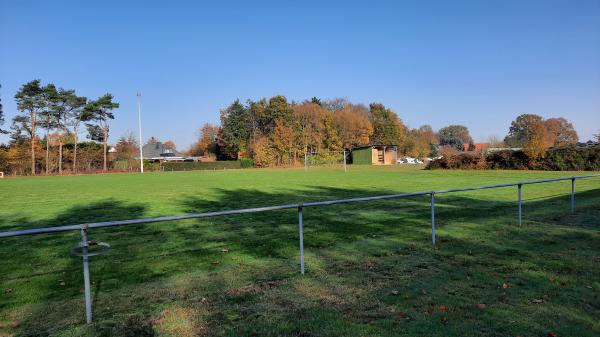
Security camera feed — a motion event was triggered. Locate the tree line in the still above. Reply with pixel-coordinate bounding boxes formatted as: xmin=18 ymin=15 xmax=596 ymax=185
xmin=188 ymin=96 xmax=472 ymax=166
xmin=0 ymin=84 xmax=593 ymax=175
xmin=0 ymin=80 xmax=119 ymax=175
xmin=189 ymin=96 xmax=587 ymax=167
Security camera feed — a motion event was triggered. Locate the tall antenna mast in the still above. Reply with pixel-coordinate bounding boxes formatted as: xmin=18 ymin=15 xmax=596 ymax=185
xmin=137 ymin=92 xmax=144 ymax=173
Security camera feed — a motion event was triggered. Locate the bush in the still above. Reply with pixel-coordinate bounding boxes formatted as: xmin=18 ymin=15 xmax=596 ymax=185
xmin=239 ymin=158 xmax=254 ymax=168
xmin=485 ymin=150 xmax=530 ymax=170
xmin=537 ymin=145 xmax=600 ymax=171
xmin=161 ymin=161 xmax=245 ymax=171
xmin=143 ymin=161 xmax=161 ymax=172
xmin=426 ymin=153 xmax=484 ymax=170
xmin=426 ymin=145 xmax=600 ymax=171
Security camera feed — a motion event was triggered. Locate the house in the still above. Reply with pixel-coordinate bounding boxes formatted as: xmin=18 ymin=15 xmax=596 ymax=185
xmin=463 ymin=143 xmax=491 ymax=153
xmin=351 ymin=145 xmax=398 ymax=165
xmin=576 ymin=140 xmax=599 ymax=147
xmin=141 ymin=142 xmax=187 ymax=162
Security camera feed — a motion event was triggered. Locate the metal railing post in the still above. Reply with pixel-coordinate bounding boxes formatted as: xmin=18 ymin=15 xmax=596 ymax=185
xmin=304 ymin=153 xmax=307 ymax=172
xmin=343 ymin=150 xmax=347 ymax=172
xmin=518 ymin=184 xmax=522 ymax=226
xmin=571 ymin=177 xmax=575 ymax=214
xmin=80 ymin=226 xmax=93 ymax=324
xmin=298 ymin=205 xmax=305 ymax=274
xmin=431 ymin=192 xmax=436 ymax=246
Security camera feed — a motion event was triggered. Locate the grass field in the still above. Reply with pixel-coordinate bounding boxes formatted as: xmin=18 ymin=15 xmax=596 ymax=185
xmin=0 ymin=166 xmax=599 ymax=337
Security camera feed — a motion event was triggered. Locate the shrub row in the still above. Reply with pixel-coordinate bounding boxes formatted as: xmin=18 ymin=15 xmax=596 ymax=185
xmin=426 ymin=145 xmax=600 ymax=171
xmin=537 ymin=145 xmax=600 ymax=171
xmin=161 ymin=160 xmax=252 ymax=171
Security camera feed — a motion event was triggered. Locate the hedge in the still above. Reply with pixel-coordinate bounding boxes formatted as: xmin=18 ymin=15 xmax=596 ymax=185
xmin=536 ymin=145 xmax=600 ymax=171
xmin=161 ymin=160 xmax=250 ymax=171
xmin=426 ymin=145 xmax=600 ymax=171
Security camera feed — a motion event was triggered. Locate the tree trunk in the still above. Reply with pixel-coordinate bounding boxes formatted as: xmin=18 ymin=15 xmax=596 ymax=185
xmin=30 ymin=112 xmax=36 ymax=175
xmin=45 ymin=131 xmax=49 ymax=175
xmin=103 ymin=128 xmax=108 ymax=172
xmin=73 ymin=124 xmax=79 ymax=173
xmin=58 ymin=140 xmax=63 ymax=174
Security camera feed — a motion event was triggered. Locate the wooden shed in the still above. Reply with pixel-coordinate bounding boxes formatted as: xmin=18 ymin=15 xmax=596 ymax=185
xmin=351 ymin=145 xmax=398 ymax=165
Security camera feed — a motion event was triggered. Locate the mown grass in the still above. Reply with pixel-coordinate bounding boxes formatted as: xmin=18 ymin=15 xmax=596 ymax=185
xmin=0 ymin=166 xmax=599 ymax=337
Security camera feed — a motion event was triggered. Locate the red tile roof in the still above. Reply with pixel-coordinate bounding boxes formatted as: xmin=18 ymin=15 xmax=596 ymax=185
xmin=463 ymin=143 xmax=491 ymax=152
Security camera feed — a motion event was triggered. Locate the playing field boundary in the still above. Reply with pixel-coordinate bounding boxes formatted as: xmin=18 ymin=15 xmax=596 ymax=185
xmin=1 ymin=173 xmax=599 ymax=323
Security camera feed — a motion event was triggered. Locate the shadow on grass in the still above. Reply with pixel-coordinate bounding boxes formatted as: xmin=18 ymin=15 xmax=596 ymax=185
xmin=1 ymin=186 xmax=599 ymax=336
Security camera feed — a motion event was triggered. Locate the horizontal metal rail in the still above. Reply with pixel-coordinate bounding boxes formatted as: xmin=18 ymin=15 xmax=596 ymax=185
xmin=1 ymin=174 xmax=599 ymax=238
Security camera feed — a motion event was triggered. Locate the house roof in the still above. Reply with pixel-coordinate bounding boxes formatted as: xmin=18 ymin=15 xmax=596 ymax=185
xmin=142 ymin=142 xmax=183 ymax=159
xmin=463 ymin=143 xmax=491 ymax=152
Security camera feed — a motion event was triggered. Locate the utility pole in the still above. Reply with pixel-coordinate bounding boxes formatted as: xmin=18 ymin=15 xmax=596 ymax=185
xmin=137 ymin=92 xmax=144 ymax=173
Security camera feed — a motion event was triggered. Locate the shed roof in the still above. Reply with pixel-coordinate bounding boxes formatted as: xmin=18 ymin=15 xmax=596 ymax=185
xmin=352 ymin=145 xmax=398 ymax=150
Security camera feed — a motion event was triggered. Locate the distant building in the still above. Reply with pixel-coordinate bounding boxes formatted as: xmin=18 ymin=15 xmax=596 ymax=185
xmin=463 ymin=143 xmax=491 ymax=153
xmin=351 ymin=145 xmax=398 ymax=165
xmin=141 ymin=142 xmax=187 ymax=162
xmin=485 ymin=147 xmax=522 ymax=154
xmin=108 ymin=146 xmax=117 ymax=160
xmin=576 ymin=140 xmax=599 ymax=147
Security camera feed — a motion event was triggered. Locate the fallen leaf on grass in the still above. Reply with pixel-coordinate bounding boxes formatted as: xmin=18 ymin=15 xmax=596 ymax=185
xmin=438 ymin=304 xmax=447 ymax=312
xmin=391 ymin=290 xmax=399 ymax=296
xmin=548 ymin=332 xmax=557 ymax=337
xmin=502 ymin=283 xmax=510 ymax=289
xmin=532 ymin=299 xmax=544 ymax=304
xmin=4 ymin=288 xmax=14 ymax=294
xmin=477 ymin=303 xmax=487 ymax=309
xmin=10 ymin=320 xmax=20 ymax=329
xmin=211 ymin=261 xmax=220 ymax=265
xmin=220 ymin=248 xmax=229 ymax=253
xmin=441 ymin=316 xmax=448 ymax=324
xmin=59 ymin=281 xmax=66 ymax=286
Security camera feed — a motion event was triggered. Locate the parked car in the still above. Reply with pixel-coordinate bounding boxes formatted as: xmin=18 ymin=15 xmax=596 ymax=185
xmin=397 ymin=157 xmax=423 ymax=164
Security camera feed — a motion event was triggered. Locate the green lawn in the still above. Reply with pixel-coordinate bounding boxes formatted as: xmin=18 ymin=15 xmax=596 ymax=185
xmin=0 ymin=166 xmax=599 ymax=337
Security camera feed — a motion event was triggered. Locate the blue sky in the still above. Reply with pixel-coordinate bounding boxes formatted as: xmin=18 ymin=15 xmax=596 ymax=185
xmin=1 ymin=0 xmax=599 ymax=149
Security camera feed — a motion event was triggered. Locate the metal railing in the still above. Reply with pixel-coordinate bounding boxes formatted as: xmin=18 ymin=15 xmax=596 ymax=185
xmin=1 ymin=173 xmax=599 ymax=323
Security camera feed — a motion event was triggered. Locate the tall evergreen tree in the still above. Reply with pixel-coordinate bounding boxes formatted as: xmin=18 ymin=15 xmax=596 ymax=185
xmin=54 ymin=89 xmax=88 ymax=173
xmin=14 ymin=80 xmax=45 ymax=175
xmin=220 ymin=99 xmax=249 ymax=158
xmin=39 ymin=84 xmax=59 ymax=174
xmin=10 ymin=115 xmax=32 ymax=144
xmin=85 ymin=94 xmax=119 ymax=171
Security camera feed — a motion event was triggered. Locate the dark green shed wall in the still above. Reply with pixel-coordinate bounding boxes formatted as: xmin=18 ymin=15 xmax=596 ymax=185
xmin=352 ymin=147 xmax=372 ymax=165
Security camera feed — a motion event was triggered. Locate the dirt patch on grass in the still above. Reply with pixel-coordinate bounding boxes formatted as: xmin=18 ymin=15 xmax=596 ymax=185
xmin=154 ymin=305 xmax=209 ymax=337
xmin=225 ymin=280 xmax=281 ymax=297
